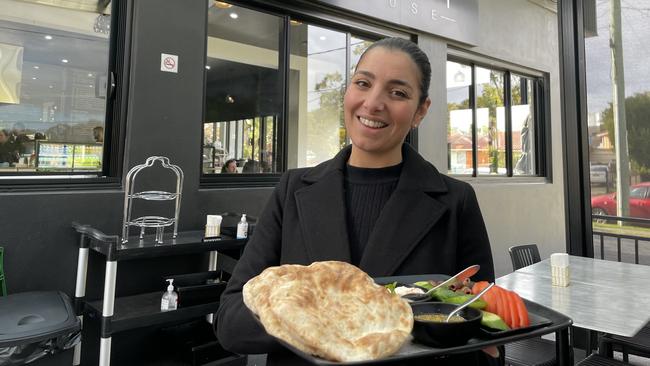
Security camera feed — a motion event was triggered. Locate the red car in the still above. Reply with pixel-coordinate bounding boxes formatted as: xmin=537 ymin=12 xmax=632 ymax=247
xmin=591 ymin=182 xmax=650 ymax=219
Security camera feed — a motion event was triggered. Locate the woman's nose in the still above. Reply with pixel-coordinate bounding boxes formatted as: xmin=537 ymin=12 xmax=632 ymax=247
xmin=362 ymin=90 xmax=386 ymax=112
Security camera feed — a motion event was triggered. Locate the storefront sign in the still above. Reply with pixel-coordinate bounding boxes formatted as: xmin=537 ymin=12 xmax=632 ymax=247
xmin=314 ymin=0 xmax=479 ymax=45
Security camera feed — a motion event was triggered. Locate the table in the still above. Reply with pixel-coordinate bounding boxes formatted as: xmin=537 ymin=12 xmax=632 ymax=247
xmin=497 ymin=256 xmax=650 ymax=351
xmin=71 ymin=222 xmax=247 ymax=366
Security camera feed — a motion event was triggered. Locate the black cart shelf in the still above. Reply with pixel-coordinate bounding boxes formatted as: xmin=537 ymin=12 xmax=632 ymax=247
xmin=71 ymin=222 xmax=247 ymax=366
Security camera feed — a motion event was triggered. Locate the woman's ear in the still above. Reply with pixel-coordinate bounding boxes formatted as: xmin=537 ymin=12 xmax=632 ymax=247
xmin=413 ymin=97 xmax=432 ymax=128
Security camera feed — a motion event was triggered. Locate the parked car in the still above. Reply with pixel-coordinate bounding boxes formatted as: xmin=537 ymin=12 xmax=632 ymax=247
xmin=591 ymin=182 xmax=650 ymax=220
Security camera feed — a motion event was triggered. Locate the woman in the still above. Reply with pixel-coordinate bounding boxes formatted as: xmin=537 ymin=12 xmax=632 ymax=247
xmin=216 ymin=38 xmax=498 ymax=365
xmin=221 ymin=158 xmax=238 ymax=173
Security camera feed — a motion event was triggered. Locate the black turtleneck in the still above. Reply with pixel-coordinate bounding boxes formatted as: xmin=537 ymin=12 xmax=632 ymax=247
xmin=344 ymin=162 xmax=402 ymax=265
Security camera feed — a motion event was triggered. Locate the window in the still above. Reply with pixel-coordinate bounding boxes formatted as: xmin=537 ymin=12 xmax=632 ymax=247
xmin=0 ymin=0 xmax=116 ymax=178
xmin=446 ymin=57 xmax=546 ymax=178
xmin=202 ymin=3 xmax=377 ymax=181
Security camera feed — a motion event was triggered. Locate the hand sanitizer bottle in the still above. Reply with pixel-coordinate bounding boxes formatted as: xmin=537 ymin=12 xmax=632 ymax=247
xmin=236 ymin=214 xmax=248 ymax=239
xmin=161 ymin=279 xmax=178 ymax=311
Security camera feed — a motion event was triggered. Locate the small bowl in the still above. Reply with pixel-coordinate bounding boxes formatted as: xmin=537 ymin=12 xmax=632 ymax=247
xmin=410 ymin=302 xmax=482 ymax=347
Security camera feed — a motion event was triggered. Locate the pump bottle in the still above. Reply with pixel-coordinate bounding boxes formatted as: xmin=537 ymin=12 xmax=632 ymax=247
xmin=236 ymin=214 xmax=248 ymax=239
xmin=161 ymin=279 xmax=178 ymax=311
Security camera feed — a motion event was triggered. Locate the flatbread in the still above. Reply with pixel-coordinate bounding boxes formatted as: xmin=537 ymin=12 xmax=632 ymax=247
xmin=243 ymin=261 xmax=413 ymax=362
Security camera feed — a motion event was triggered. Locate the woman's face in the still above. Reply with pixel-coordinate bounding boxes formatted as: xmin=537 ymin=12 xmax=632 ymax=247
xmin=226 ymin=161 xmax=237 ymax=172
xmin=344 ymin=47 xmax=430 ymax=166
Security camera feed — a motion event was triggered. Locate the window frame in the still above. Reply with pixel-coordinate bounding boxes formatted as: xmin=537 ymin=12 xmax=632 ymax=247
xmin=0 ymin=0 xmax=130 ymax=191
xmin=199 ymin=1 xmax=407 ymax=188
xmin=446 ymin=48 xmax=551 ymax=182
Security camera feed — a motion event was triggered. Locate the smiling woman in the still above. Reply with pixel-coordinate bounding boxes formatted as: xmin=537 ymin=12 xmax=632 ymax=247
xmin=217 ymin=37 xmax=499 ymax=366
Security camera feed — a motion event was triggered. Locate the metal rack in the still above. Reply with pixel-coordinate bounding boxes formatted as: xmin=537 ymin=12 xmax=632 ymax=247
xmin=121 ymin=156 xmax=184 ymax=243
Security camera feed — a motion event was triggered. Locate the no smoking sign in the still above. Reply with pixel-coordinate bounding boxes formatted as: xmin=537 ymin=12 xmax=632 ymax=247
xmin=160 ymin=53 xmax=178 ymax=73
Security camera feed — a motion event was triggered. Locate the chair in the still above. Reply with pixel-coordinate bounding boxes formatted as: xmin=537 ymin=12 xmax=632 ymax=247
xmin=599 ymin=322 xmax=650 ymax=363
xmin=575 ymin=353 xmax=628 ymax=365
xmin=509 ymin=244 xmax=542 ymax=271
xmin=505 ymin=244 xmax=556 ymax=366
xmin=0 ymin=246 xmax=6 ymax=296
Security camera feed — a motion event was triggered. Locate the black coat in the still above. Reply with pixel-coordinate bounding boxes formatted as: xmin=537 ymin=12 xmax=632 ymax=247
xmin=216 ymin=144 xmax=497 ymax=365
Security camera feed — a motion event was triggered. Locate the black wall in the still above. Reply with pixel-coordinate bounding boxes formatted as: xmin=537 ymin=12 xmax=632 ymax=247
xmin=0 ymin=0 xmax=272 ymax=298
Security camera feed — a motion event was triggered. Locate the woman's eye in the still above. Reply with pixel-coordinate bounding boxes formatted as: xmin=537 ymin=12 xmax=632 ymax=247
xmin=354 ymin=80 xmax=370 ymax=88
xmin=391 ymin=90 xmax=408 ymax=98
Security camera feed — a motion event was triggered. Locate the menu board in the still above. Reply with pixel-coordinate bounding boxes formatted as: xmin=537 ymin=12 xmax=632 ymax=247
xmin=36 ymin=142 xmax=102 ymax=171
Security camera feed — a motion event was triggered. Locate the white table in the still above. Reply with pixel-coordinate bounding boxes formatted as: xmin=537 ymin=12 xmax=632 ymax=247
xmin=497 ymin=256 xmax=650 ymax=351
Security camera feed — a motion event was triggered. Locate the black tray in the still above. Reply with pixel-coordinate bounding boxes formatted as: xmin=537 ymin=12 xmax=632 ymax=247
xmin=261 ymin=274 xmax=572 ymax=365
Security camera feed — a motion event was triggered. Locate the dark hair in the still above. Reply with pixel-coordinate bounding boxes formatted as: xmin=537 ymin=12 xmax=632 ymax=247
xmin=221 ymin=158 xmax=237 ymax=173
xmin=357 ymin=37 xmax=431 ymax=105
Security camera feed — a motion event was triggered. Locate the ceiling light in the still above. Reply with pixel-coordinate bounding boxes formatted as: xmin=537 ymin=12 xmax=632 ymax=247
xmin=229 ymin=12 xmax=238 ymax=19
xmin=48 ymin=85 xmax=53 ymax=89
xmin=226 ymin=95 xmax=235 ymax=104
xmin=89 ymin=85 xmax=93 ymax=88
xmin=319 ymin=36 xmax=327 ymax=41
xmin=290 ymin=20 xmax=303 ymax=26
xmin=205 ymin=65 xmax=211 ymax=70
xmin=32 ymin=77 xmax=37 ymax=80
xmin=61 ymin=59 xmax=69 ymax=63
xmin=33 ymin=66 xmax=39 ymax=69
xmin=44 ymin=35 xmax=53 ymax=40
xmin=214 ymin=1 xmax=232 ymax=8
xmin=88 ymin=73 xmax=93 ymax=77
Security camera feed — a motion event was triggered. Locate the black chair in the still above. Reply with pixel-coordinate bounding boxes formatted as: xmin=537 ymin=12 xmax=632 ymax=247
xmin=599 ymin=322 xmax=650 ymax=363
xmin=505 ymin=244 xmax=556 ymax=366
xmin=575 ymin=353 xmax=628 ymax=365
xmin=509 ymin=244 xmax=541 ymax=271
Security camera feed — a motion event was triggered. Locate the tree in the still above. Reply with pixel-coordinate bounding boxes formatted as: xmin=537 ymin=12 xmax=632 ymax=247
xmin=602 ymin=92 xmax=650 ymax=178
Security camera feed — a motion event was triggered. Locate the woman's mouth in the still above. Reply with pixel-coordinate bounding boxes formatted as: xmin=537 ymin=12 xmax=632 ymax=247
xmin=358 ymin=116 xmax=387 ymax=129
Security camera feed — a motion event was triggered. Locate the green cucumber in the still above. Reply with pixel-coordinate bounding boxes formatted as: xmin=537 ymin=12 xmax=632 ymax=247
xmin=481 ymin=310 xmax=510 ymax=331
xmin=444 ymin=295 xmax=487 ymax=310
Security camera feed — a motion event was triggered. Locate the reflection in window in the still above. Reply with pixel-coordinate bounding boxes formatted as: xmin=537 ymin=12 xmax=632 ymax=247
xmin=446 ymin=60 xmax=541 ymax=177
xmin=476 ymin=67 xmax=505 ymax=176
xmin=447 ymin=61 xmax=473 ymax=174
xmin=0 ymin=2 xmax=110 ymax=174
xmin=288 ymin=24 xmax=372 ymax=169
xmin=511 ymin=74 xmax=536 ymax=176
xmin=203 ymin=4 xmax=282 ymax=174
xmin=202 ymin=9 xmax=376 ymax=176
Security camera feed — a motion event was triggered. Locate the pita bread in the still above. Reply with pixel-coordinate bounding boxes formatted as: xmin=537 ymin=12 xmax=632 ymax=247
xmin=243 ymin=261 xmax=413 ymax=362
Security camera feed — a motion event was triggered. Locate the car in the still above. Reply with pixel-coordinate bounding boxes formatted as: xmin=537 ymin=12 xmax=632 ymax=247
xmin=590 ymin=165 xmax=609 ymax=186
xmin=591 ymin=182 xmax=650 ymax=220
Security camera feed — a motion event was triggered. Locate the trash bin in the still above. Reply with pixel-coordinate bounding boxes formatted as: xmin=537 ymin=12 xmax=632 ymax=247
xmin=0 ymin=291 xmax=80 ymax=366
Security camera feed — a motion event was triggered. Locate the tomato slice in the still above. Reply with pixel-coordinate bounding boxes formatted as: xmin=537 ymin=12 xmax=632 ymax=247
xmin=506 ymin=289 xmax=521 ymax=329
xmin=481 ymin=288 xmax=497 ymax=314
xmin=513 ymin=292 xmax=530 ymax=328
xmin=494 ymin=287 xmax=511 ymax=328
xmin=472 ymin=281 xmax=489 ymax=295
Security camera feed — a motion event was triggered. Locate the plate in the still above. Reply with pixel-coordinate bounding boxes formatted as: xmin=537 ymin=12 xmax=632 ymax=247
xmin=479 ymin=312 xmax=553 ymax=339
xmin=249 ymin=275 xmax=566 ymax=365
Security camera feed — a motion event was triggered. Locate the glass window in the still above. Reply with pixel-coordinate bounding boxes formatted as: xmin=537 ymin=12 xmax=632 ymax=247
xmin=511 ymin=74 xmax=537 ymax=176
xmin=0 ymin=1 xmax=111 ymax=175
xmin=202 ymin=7 xmax=375 ymax=178
xmin=447 ymin=61 xmax=473 ymax=175
xmin=586 ymin=0 xmax=650 ymax=224
xmin=475 ymin=67 xmax=505 ymax=176
xmin=629 ymin=187 xmax=647 ymax=199
xmin=446 ymin=59 xmax=543 ymax=178
xmin=286 ymin=24 xmax=371 ymax=169
xmin=203 ymin=4 xmax=282 ymax=175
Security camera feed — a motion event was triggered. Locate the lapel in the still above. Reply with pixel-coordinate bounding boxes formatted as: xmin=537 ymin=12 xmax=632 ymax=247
xmin=294 ymin=147 xmax=352 ymax=263
xmin=359 ymin=145 xmax=449 ymax=277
